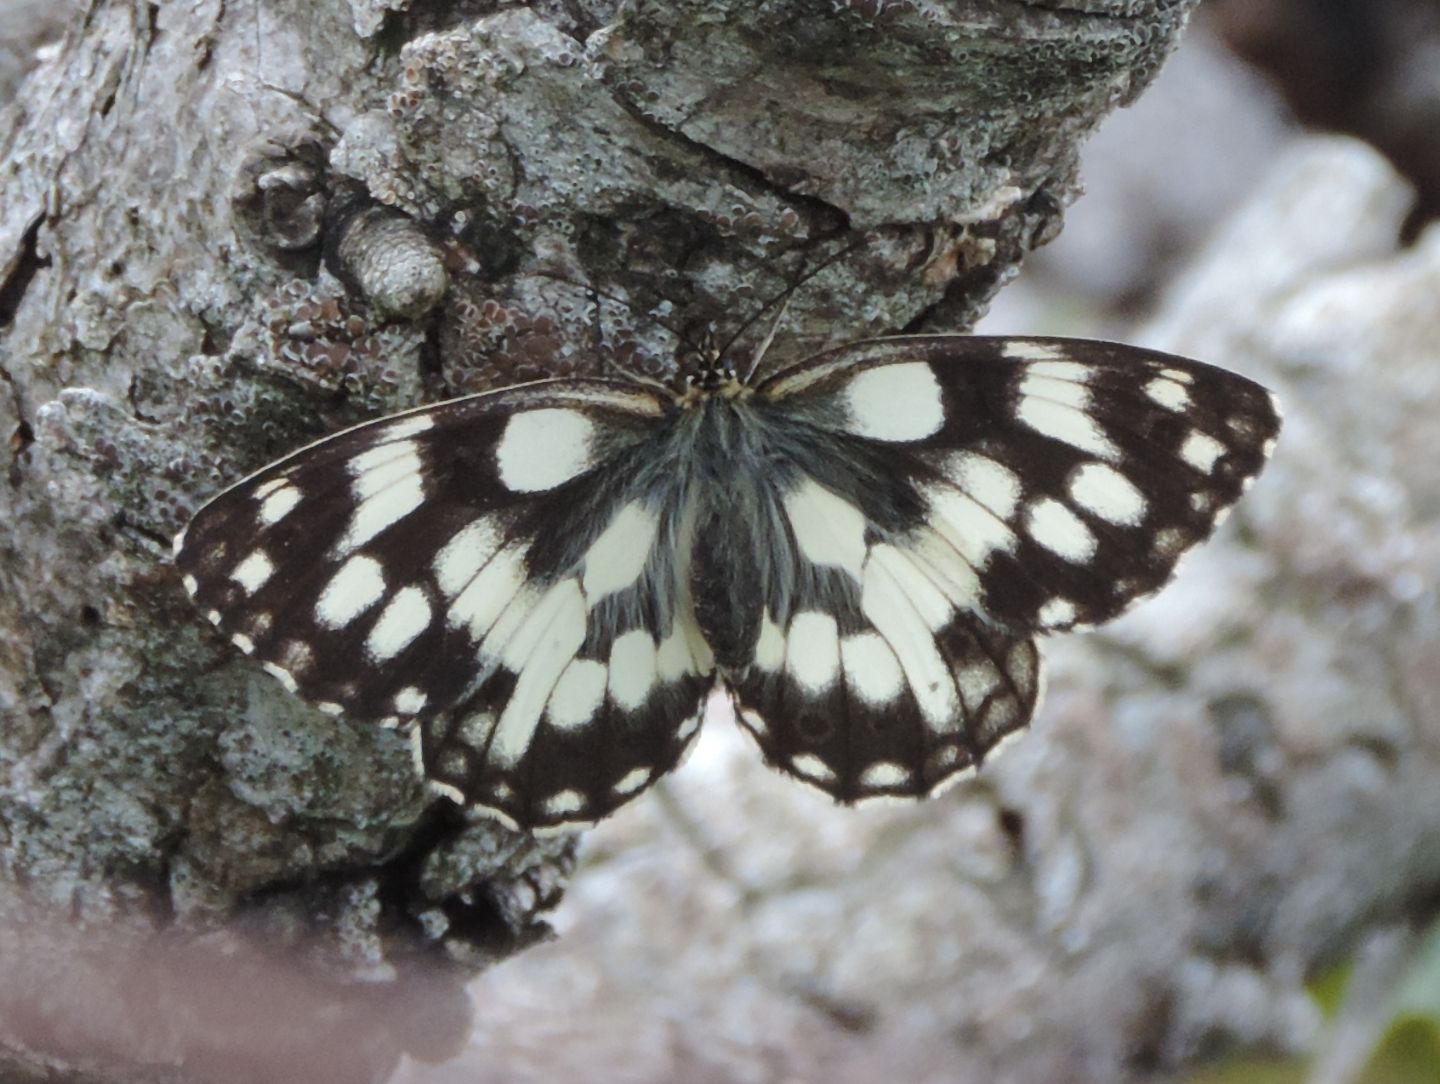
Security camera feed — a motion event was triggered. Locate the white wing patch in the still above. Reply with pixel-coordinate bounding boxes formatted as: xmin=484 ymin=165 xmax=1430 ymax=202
xmin=866 ymin=544 xmax=952 ymax=631
xmin=842 ymin=362 xmax=945 ymax=442
xmin=338 ymin=440 xmax=426 ymax=555
xmin=924 ymin=483 xmax=1019 ymax=570
xmin=496 ymin=408 xmax=597 ymax=493
xmin=375 ymin=413 xmax=436 ymax=442
xmin=433 ymin=518 xmax=505 ymax=597
xmin=1037 ymin=597 xmax=1078 ymax=627
xmin=1145 ymin=375 xmax=1191 ymax=412
xmin=790 ymin=753 xmax=837 ymax=785
xmin=365 ymin=585 xmax=432 ymax=662
xmin=947 ymin=451 xmax=1022 ymax=520
xmin=489 ymin=578 xmax=588 ymax=765
xmin=907 ymin=529 xmax=982 ymax=607
xmin=859 ymin=761 xmax=910 ymax=788
xmin=859 ymin=547 xmax=958 ymax=729
xmin=657 ymin=621 xmax=701 ymax=681
xmin=786 ymin=611 xmax=841 ymax=692
xmin=1068 ymin=463 xmax=1147 ymax=526
xmin=257 ymin=483 xmax=302 ymax=526
xmin=753 ymin=610 xmax=786 ymax=671
xmin=608 ymin=630 xmax=659 ymax=710
xmin=447 ymin=544 xmax=528 ymax=640
xmin=230 ymin=551 xmax=275 ymax=594
xmin=316 ymin=555 xmax=386 ymax=629
xmin=394 ymin=686 xmax=428 ymax=714
xmin=1180 ymin=430 xmax=1226 ymax=473
xmin=1014 ymin=371 xmax=1120 ymax=460
xmin=839 ymin=631 xmax=905 ymax=706
xmin=580 ymin=501 xmax=660 ymax=602
xmin=783 ymin=479 xmax=867 ymax=578
xmin=547 ymin=658 xmax=609 ymax=729
xmin=1025 ymin=498 xmax=1097 ymax=563
xmin=999 ymin=339 xmax=1073 ymax=363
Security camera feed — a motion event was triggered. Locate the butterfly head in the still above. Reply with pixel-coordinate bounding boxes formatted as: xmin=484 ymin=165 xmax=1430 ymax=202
xmin=675 ymin=332 xmax=746 ymax=402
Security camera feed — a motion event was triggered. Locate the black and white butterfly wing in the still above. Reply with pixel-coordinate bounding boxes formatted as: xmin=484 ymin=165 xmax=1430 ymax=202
xmin=722 ymin=335 xmax=1279 ymax=801
xmin=175 ymin=381 xmax=715 ymax=828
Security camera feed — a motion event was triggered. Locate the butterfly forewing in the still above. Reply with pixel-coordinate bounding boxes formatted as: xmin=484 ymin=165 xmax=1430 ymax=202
xmin=762 ymin=336 xmax=1280 ymax=634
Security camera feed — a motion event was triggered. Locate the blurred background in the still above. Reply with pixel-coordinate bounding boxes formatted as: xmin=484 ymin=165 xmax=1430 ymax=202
xmin=4 ymin=2 xmax=1439 ymax=1082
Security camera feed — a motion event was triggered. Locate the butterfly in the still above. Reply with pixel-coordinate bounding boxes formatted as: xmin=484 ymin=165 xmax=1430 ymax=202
xmin=174 ymin=333 xmax=1280 ymax=830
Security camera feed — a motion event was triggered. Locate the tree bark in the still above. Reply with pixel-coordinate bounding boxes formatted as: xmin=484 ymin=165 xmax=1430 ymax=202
xmin=0 ymin=1 xmax=1199 ymax=1081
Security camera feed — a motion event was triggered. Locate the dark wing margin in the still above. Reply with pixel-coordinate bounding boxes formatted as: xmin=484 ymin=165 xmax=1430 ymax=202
xmin=174 ymin=380 xmax=715 ymax=829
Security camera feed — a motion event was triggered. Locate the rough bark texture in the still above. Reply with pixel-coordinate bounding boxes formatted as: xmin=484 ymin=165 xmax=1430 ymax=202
xmin=10 ymin=1 xmax=1386 ymax=1082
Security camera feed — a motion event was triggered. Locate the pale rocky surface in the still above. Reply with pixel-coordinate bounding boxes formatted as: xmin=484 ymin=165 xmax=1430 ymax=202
xmin=397 ymin=139 xmax=1440 ymax=1083
xmin=979 ymin=18 xmax=1297 ymax=337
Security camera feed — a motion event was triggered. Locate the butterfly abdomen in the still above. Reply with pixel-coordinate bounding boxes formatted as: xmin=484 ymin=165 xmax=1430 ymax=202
xmin=679 ymin=397 xmax=785 ymax=670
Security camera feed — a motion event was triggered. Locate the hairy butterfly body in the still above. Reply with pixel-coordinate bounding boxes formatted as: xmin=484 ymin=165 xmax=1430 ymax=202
xmin=175 ymin=335 xmax=1280 ymax=829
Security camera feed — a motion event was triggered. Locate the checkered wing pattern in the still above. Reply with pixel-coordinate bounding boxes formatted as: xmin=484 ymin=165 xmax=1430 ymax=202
xmin=717 ymin=336 xmax=1279 ymax=801
xmin=176 ymin=381 xmax=716 ymax=828
xmin=176 ymin=334 xmax=1279 ymax=828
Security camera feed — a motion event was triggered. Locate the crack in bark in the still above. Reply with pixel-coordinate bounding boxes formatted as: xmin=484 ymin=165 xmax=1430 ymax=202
xmin=0 ymin=213 xmax=48 ymax=329
xmin=603 ymin=67 xmax=851 ymax=241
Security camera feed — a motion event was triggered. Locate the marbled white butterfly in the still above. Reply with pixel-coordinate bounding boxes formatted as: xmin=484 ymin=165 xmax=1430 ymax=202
xmin=175 ymin=335 xmax=1279 ymax=829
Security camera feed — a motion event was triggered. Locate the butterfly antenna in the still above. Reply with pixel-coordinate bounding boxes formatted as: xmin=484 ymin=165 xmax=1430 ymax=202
xmin=740 ymin=294 xmax=791 ymax=384
xmin=525 ymin=269 xmax=705 ymax=357
xmin=717 ymin=234 xmax=872 ymax=374
xmin=585 ymin=283 xmax=609 ymax=374
xmin=573 ymin=282 xmax=670 ymax=389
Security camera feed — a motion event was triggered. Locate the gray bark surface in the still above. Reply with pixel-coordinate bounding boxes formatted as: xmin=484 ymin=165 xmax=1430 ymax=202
xmin=17 ymin=2 xmax=1402 ymax=1082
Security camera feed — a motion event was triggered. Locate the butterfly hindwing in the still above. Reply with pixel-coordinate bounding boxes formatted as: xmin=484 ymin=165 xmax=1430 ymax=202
xmin=729 ymin=599 xmax=1041 ymax=802
xmin=409 ymin=463 xmax=717 ymax=826
xmin=175 ymin=380 xmax=716 ymax=827
xmin=413 ymin=603 xmax=713 ymax=826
